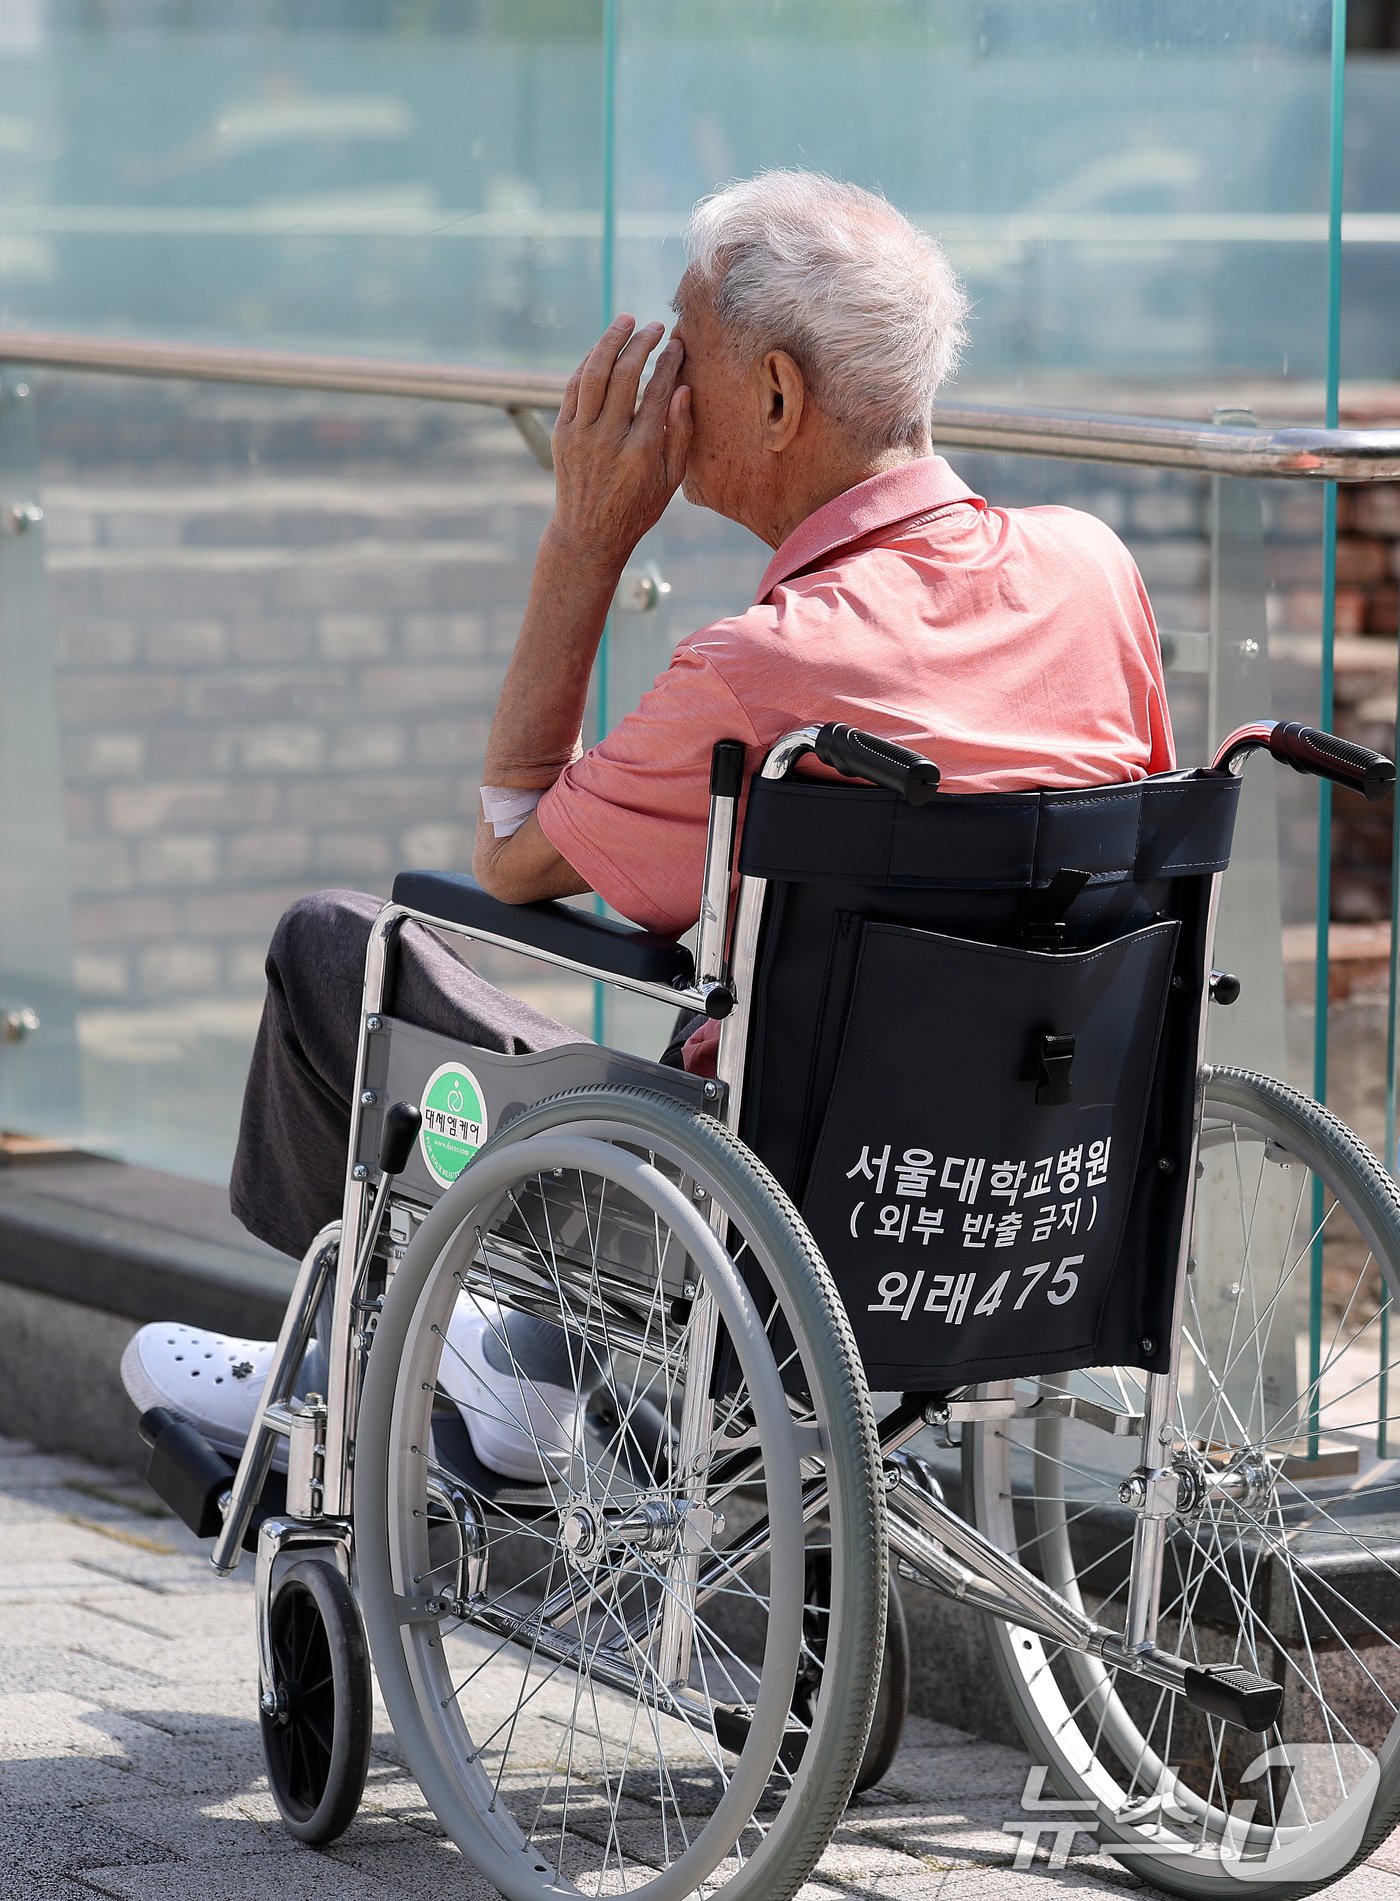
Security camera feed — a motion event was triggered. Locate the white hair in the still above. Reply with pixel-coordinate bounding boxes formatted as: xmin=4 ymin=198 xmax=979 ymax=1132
xmin=682 ymin=169 xmax=969 ymax=454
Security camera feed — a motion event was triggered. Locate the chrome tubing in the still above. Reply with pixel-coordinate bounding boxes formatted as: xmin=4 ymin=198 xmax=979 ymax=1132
xmin=325 ymin=906 xmax=405 ymax=1518
xmin=929 ymin=404 xmax=1400 ymax=482
xmin=715 ymin=727 xmax=821 ymax=1134
xmin=694 ymin=742 xmax=745 ymax=1005
xmin=0 ymin=329 xmax=564 ymax=412
xmin=386 ymin=901 xmax=709 ymax=1019
xmin=4 ymin=328 xmax=1400 ymax=481
xmin=1119 ymin=867 xmax=1225 ymax=1653
xmin=211 ymin=1222 xmax=340 ymax=1575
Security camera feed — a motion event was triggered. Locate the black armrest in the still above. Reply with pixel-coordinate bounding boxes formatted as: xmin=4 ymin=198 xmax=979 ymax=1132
xmin=391 ymin=871 xmax=696 ymax=990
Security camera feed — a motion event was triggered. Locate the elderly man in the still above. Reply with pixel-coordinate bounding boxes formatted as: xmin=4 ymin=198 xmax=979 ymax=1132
xmin=121 ymin=169 xmax=1172 ymax=1472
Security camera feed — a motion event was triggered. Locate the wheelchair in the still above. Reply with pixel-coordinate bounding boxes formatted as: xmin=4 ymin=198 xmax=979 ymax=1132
xmin=138 ymin=714 xmax=1400 ymax=1901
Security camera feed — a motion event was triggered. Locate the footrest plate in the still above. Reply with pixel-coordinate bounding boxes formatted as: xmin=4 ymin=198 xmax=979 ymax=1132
xmin=138 ymin=1406 xmax=285 ymax=1549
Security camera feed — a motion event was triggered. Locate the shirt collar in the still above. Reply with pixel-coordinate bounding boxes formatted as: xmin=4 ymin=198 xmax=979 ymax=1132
xmin=755 ymin=455 xmax=986 ymax=601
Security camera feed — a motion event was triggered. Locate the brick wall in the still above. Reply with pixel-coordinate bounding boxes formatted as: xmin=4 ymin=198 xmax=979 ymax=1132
xmin=26 ymin=376 xmax=1400 ymax=1015
xmin=33 ymin=379 xmax=555 ymax=1010
xmin=1326 ymin=480 xmax=1400 ymax=925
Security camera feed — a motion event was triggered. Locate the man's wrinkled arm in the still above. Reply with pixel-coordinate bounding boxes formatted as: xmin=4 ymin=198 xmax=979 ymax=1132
xmin=471 ymin=524 xmax=618 ymax=903
xmin=473 ymin=806 xmax=592 ymax=906
xmin=473 ymin=313 xmax=690 ymax=908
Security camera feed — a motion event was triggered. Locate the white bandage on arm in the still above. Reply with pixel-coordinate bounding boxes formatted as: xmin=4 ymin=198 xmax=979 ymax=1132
xmin=480 ymin=784 xmax=544 ymax=839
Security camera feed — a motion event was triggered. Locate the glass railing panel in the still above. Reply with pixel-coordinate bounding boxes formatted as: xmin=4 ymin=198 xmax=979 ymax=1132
xmin=1343 ymin=56 xmax=1400 ymax=388
xmin=1347 ymin=54 xmax=1400 ymax=1200
xmin=0 ymin=370 xmax=592 ymax=1183
xmin=610 ymin=0 xmax=1335 ymax=400
xmin=602 ymin=0 xmax=1339 ymax=1082
xmin=0 ymin=6 xmax=604 ymax=365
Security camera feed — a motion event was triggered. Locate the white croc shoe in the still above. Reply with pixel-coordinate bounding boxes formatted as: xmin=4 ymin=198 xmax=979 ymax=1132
xmin=121 ymin=1324 xmax=276 ymax=1461
xmin=122 ymin=1304 xmax=587 ymax=1485
xmin=438 ymin=1298 xmax=586 ymax=1484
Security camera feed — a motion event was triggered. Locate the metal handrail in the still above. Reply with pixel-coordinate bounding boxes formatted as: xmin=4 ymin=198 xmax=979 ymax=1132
xmin=3 ymin=327 xmax=1400 ymax=482
xmin=0 ymin=330 xmax=562 ymax=410
xmin=929 ymin=407 xmax=1400 ymax=482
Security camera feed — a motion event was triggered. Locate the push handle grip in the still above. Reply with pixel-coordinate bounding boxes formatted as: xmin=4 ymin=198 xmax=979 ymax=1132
xmin=1268 ymin=722 xmax=1396 ymax=803
xmin=709 ymin=739 xmax=746 ymax=799
xmin=813 ymin=723 xmax=941 ymax=805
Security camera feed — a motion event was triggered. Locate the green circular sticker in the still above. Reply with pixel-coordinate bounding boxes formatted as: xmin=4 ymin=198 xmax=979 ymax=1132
xmin=418 ymin=1061 xmax=488 ymax=1189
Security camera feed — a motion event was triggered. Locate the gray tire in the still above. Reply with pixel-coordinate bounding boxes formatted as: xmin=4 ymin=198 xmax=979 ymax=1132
xmin=356 ymin=1086 xmax=886 ymax=1901
xmin=965 ymin=1066 xmax=1400 ymax=1898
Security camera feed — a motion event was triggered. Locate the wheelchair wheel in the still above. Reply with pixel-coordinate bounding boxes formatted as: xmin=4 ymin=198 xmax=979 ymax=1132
xmin=356 ymin=1085 xmax=886 ymax=1901
xmin=963 ymin=1066 xmax=1400 ymax=1897
xmin=259 ymin=1555 xmax=373 ymax=1844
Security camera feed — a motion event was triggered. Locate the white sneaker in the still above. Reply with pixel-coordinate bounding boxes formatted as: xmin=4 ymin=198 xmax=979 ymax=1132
xmin=122 ymin=1305 xmax=585 ymax=1485
xmin=437 ymin=1298 xmax=585 ymax=1484
xmin=121 ymin=1324 xmax=278 ymax=1461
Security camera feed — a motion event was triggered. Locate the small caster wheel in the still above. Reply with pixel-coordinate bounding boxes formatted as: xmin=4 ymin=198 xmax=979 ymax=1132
xmin=259 ymin=1556 xmax=372 ymax=1843
xmin=798 ymin=1555 xmax=910 ymax=1796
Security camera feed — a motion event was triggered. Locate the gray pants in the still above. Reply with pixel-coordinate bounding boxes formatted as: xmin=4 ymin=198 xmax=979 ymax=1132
xmin=230 ymin=889 xmax=588 ymax=1260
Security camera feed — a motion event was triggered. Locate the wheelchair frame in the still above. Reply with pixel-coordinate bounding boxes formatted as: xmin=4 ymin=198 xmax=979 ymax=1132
xmin=123 ymin=704 xmax=1400 ymax=1899
xmin=207 ymin=720 xmax=1305 ymax=1750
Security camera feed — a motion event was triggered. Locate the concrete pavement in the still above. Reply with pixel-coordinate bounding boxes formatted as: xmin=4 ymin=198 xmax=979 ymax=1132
xmin=3 ymin=1429 xmax=1400 ymax=1901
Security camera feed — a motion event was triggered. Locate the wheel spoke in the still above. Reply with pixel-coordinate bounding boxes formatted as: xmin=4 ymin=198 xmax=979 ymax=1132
xmin=357 ymin=1091 xmax=884 ymax=1899
xmin=965 ymin=1069 xmax=1400 ymax=1891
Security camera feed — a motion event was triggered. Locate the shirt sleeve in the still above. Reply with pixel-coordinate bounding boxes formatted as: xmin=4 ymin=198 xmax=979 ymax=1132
xmin=536 ymin=640 xmax=761 ymax=938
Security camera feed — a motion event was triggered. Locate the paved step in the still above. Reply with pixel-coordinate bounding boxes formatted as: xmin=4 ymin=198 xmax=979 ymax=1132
xmin=1 ymin=1429 xmax=1399 ymax=1898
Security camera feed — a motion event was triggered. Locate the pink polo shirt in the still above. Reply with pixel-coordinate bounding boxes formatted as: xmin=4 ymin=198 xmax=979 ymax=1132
xmin=537 ymin=456 xmax=1174 ymax=941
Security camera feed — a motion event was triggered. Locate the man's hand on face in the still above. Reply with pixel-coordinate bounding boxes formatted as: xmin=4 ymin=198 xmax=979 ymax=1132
xmin=550 ymin=316 xmax=692 ymax=570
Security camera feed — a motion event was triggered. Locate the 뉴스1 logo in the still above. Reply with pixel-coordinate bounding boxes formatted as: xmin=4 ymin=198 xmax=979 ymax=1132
xmin=1000 ymin=1746 xmax=1379 ymax=1881
xmin=418 ymin=1062 xmax=488 ymax=1188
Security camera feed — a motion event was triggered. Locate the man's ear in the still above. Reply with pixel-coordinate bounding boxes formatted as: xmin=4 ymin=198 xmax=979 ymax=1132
xmin=760 ymin=350 xmax=806 ymax=451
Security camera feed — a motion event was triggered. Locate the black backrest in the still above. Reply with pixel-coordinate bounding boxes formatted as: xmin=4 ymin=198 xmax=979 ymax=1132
xmin=735 ymin=769 xmax=1240 ymax=1392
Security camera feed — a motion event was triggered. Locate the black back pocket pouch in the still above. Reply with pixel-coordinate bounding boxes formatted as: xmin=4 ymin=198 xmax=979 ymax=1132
xmin=799 ymin=916 xmax=1179 ymax=1390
